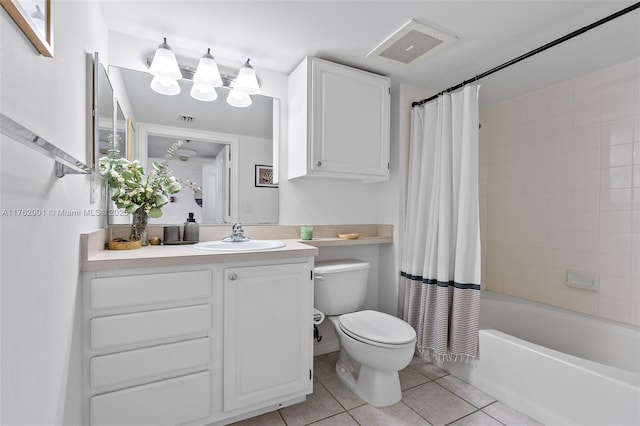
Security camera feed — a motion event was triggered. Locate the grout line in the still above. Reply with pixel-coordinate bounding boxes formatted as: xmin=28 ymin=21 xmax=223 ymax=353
xmin=276 ymin=409 xmax=287 ymax=425
xmin=479 ymin=402 xmax=509 ymax=426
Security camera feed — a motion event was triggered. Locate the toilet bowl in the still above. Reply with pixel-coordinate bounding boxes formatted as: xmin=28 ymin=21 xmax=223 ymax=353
xmin=330 ymin=311 xmax=416 ymax=406
xmin=314 ymin=260 xmax=417 ymax=407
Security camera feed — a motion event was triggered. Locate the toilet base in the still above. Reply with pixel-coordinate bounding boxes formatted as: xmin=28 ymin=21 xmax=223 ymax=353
xmin=335 ymin=360 xmax=402 ymax=407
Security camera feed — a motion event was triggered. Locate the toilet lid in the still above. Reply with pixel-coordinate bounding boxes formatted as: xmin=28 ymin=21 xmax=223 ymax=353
xmin=339 ymin=310 xmax=416 ymax=346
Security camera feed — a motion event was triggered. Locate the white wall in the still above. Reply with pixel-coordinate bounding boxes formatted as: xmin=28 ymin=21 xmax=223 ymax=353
xmin=0 ymin=2 xmax=109 ymax=425
xmin=238 ymin=136 xmax=279 ymax=224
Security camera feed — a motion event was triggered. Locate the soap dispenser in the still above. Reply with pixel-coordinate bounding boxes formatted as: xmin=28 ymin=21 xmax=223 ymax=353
xmin=183 ymin=212 xmax=199 ymax=242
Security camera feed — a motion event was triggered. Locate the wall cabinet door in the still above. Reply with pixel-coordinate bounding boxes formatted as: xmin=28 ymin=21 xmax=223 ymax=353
xmin=288 ymin=56 xmax=390 ymax=181
xmin=223 ymin=263 xmax=313 ymax=411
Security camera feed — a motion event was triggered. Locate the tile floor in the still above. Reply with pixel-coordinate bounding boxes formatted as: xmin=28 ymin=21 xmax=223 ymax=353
xmin=230 ymin=352 xmax=542 ymax=426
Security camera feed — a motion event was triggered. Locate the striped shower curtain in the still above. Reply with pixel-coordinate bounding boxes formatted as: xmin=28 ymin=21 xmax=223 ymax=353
xmin=401 ymin=84 xmax=481 ymax=361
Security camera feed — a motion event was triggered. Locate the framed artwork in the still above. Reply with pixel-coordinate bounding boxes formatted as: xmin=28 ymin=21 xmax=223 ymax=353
xmin=255 ymin=164 xmax=277 ymax=188
xmin=0 ymin=0 xmax=53 ymax=58
xmin=1 ymin=0 xmax=53 ymax=57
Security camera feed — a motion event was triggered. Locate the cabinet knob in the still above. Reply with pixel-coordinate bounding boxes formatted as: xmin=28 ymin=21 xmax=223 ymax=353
xmin=228 ymin=273 xmax=238 ymax=281
xmin=315 ymin=161 xmax=322 ymax=167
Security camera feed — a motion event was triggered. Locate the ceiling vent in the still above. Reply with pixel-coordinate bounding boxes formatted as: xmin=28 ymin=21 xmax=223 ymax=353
xmin=367 ymin=20 xmax=457 ymax=66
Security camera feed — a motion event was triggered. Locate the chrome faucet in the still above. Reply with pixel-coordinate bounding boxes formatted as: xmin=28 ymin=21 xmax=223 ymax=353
xmin=223 ymin=223 xmax=250 ymax=242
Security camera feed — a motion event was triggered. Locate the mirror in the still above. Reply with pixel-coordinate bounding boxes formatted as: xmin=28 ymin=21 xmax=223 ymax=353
xmin=92 ymin=53 xmax=128 ymax=170
xmin=107 ymin=65 xmax=278 ymax=225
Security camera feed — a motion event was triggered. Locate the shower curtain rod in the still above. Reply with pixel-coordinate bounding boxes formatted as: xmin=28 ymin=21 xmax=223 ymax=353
xmin=411 ymin=2 xmax=640 ymax=107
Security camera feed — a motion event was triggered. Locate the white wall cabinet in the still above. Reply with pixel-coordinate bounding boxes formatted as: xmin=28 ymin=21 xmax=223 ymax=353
xmin=83 ymin=258 xmax=314 ymax=426
xmin=288 ymin=56 xmax=391 ymax=181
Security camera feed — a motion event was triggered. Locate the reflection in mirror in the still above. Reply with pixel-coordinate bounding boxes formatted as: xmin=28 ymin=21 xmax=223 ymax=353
xmin=93 ymin=53 xmax=128 ymax=170
xmin=115 ymin=103 xmax=126 ymax=157
xmin=93 ymin=53 xmax=115 ymax=170
xmin=109 ymin=66 xmax=278 ymax=224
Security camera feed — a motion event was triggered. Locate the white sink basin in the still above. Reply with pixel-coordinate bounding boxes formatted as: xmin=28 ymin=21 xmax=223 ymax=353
xmin=193 ymin=240 xmax=286 ymax=252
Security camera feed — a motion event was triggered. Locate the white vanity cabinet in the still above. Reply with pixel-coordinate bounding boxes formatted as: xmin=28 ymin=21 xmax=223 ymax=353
xmin=82 ymin=257 xmax=314 ymax=426
xmin=288 ymin=56 xmax=391 ymax=181
xmin=223 ymin=263 xmax=313 ymax=411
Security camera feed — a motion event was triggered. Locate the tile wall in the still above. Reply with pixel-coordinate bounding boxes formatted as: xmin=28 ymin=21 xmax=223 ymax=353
xmin=479 ymin=57 xmax=640 ymax=326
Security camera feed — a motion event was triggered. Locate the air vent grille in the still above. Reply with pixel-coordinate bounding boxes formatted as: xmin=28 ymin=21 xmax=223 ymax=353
xmin=367 ymin=20 xmax=457 ymax=66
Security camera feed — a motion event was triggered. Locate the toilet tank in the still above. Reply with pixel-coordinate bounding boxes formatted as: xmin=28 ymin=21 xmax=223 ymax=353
xmin=314 ymin=260 xmax=370 ymax=315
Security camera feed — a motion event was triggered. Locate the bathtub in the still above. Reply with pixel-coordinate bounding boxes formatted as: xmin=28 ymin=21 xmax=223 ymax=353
xmin=443 ymin=291 xmax=640 ymax=426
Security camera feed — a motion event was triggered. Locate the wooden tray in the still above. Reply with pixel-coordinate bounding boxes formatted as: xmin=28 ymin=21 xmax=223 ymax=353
xmin=108 ymin=239 xmax=142 ymax=250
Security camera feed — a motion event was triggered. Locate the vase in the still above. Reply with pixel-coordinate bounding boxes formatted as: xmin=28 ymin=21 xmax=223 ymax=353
xmin=130 ymin=210 xmax=149 ymax=246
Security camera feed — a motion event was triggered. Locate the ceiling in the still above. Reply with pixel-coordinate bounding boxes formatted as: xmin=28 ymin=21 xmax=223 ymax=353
xmin=99 ymin=1 xmax=640 ymax=104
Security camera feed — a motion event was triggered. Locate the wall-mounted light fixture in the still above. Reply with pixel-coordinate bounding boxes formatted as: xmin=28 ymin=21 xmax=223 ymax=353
xmin=148 ymin=38 xmax=182 ymax=96
xmin=148 ymin=38 xmax=260 ymax=107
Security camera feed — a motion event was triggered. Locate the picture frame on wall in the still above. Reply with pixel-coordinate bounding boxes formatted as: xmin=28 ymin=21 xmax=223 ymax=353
xmin=1 ymin=0 xmax=53 ymax=57
xmin=255 ymin=164 xmax=277 ymax=188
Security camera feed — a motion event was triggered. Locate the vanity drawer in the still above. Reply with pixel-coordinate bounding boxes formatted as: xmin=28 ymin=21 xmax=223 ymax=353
xmin=91 ymin=337 xmax=210 ymax=388
xmin=91 ymin=371 xmax=211 ymax=426
xmin=91 ymin=270 xmax=211 ymax=310
xmin=91 ymin=304 xmax=211 ymax=349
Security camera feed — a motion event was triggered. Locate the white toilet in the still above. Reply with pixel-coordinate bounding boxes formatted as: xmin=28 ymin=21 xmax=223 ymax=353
xmin=314 ymin=259 xmax=416 ymax=407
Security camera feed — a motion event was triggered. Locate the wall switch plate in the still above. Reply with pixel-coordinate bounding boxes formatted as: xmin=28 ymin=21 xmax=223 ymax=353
xmin=90 ymin=174 xmax=97 ymax=204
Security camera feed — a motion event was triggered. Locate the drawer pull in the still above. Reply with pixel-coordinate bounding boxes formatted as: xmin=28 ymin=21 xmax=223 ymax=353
xmin=228 ymin=273 xmax=238 ymax=281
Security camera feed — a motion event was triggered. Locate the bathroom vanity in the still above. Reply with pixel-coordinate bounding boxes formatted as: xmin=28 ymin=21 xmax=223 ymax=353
xmin=81 ymin=239 xmax=317 ymax=426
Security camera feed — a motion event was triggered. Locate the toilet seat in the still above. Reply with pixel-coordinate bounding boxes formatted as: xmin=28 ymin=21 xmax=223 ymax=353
xmin=338 ymin=310 xmax=416 ymax=347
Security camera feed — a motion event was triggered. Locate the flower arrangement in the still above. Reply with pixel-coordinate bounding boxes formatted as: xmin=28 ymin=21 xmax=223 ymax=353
xmin=99 ymin=135 xmax=192 ymax=242
xmin=99 ymin=141 xmax=182 ymax=218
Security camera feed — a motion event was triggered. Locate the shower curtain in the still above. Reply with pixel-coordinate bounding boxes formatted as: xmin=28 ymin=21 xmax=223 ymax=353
xmin=401 ymin=83 xmax=481 ymax=361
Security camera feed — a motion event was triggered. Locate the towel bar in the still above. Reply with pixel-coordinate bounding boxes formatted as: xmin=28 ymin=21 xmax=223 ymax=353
xmin=0 ymin=113 xmax=92 ymax=177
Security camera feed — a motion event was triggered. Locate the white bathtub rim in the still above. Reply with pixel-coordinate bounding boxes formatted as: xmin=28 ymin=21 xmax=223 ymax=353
xmin=479 ymin=291 xmax=640 ymax=374
xmin=446 ymin=328 xmax=640 ymax=426
xmin=481 ymin=329 xmax=640 ymax=389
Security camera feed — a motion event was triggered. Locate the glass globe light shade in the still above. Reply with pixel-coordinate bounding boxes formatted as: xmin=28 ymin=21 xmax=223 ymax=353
xmin=150 ymin=76 xmax=180 ymax=95
xmin=226 ymin=88 xmax=252 ymax=107
xmin=232 ymin=59 xmax=260 ymax=95
xmin=193 ymin=49 xmax=223 ymax=87
xmin=190 ymin=83 xmax=218 ymax=102
xmin=149 ymin=38 xmax=182 ymax=80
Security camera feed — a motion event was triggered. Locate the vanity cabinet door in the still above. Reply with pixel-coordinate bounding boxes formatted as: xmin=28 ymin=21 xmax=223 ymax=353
xmin=288 ymin=56 xmax=390 ymax=181
xmin=223 ymin=262 xmax=313 ymax=411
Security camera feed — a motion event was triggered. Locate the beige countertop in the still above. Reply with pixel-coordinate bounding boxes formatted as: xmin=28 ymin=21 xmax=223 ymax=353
xmin=80 ymin=224 xmax=393 ymax=271
xmin=81 ymin=239 xmax=318 ymax=271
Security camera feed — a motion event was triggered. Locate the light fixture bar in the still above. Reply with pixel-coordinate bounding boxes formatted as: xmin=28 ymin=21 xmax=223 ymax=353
xmin=145 ymin=57 xmax=237 ymax=88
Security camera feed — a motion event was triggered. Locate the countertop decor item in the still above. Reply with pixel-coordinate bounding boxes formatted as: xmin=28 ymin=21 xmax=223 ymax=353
xmin=99 ymin=139 xmax=184 ymax=245
xmin=301 ymin=226 xmax=313 ymax=240
xmin=338 ymin=233 xmax=359 ymax=239
xmin=107 ymin=238 xmax=142 ymax=250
